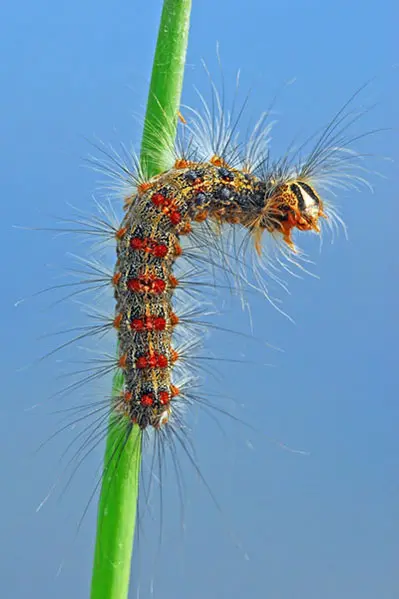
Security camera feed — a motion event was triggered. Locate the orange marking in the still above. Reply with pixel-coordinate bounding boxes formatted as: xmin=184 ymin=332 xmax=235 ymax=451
xmin=174 ymin=243 xmax=183 ymax=257
xmin=113 ymin=313 xmax=123 ymax=329
xmin=170 ymin=385 xmax=180 ymax=398
xmin=210 ymin=155 xmax=228 ymax=167
xmin=160 ymin=201 xmax=175 ymax=216
xmin=115 ymin=227 xmax=127 ymax=240
xmin=169 ymin=275 xmax=179 ymax=288
xmin=118 ymin=353 xmax=128 ymax=369
xmin=112 ymin=272 xmax=122 ymax=286
xmin=138 ymin=181 xmax=153 ymax=195
xmin=174 ymin=158 xmax=191 ymax=169
xmin=170 ymin=312 xmax=179 ymax=326
xmin=194 ymin=210 xmax=208 ymax=222
xmin=179 ymin=222 xmax=192 ymax=235
xmin=170 ymin=349 xmax=179 ymax=363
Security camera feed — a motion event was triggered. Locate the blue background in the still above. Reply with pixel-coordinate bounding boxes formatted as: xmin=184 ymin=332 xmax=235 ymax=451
xmin=1 ymin=1 xmax=398 ymax=598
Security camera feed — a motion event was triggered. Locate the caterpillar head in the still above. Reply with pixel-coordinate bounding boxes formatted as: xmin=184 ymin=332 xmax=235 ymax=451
xmin=254 ymin=180 xmax=327 ymax=253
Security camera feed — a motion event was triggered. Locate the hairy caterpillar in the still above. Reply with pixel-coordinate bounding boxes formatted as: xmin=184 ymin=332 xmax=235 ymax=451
xmin=100 ymin=76 xmax=373 ymax=436
xmin=112 ymin=159 xmax=325 ymax=430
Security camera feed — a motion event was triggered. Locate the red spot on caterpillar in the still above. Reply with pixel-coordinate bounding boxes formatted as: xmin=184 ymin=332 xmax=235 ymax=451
xmin=115 ymin=227 xmax=127 ymax=240
xmin=136 ymin=352 xmax=169 ymax=369
xmin=147 ymin=354 xmax=158 ymax=368
xmin=127 ymin=276 xmax=166 ymax=294
xmin=145 ymin=318 xmax=155 ymax=329
xmin=130 ymin=237 xmax=169 ymax=258
xmin=112 ymin=272 xmax=122 ymax=286
xmin=169 ymin=211 xmax=182 ymax=225
xmin=126 ymin=278 xmax=142 ymax=292
xmin=131 ymin=316 xmax=166 ymax=331
xmin=157 ymin=354 xmax=168 ymax=368
xmin=152 ymin=244 xmax=168 ymax=258
xmin=151 ymin=193 xmax=183 ymax=228
xmin=118 ymin=353 xmax=128 ymax=369
xmin=131 ymin=318 xmax=144 ymax=331
xmin=152 ymin=278 xmax=166 ymax=294
xmin=152 ymin=316 xmax=166 ymax=331
xmin=135 ymin=356 xmax=148 ymax=369
xmin=140 ymin=394 xmax=154 ymax=406
xmin=152 ymin=193 xmax=167 ymax=207
xmin=158 ymin=391 xmax=170 ymax=405
xmin=193 ymin=177 xmax=202 ymax=185
xmin=113 ymin=313 xmax=123 ymax=329
xmin=130 ymin=237 xmax=145 ymax=250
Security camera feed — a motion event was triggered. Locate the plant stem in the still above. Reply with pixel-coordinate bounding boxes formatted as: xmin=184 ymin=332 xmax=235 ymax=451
xmin=90 ymin=2 xmax=192 ymax=598
xmin=141 ymin=0 xmax=192 ymax=178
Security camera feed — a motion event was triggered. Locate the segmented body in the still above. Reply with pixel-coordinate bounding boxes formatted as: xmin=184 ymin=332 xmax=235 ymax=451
xmin=112 ymin=160 xmax=323 ymax=429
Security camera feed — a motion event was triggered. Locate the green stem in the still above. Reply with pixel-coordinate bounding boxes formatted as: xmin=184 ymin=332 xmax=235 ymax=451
xmin=141 ymin=0 xmax=192 ymax=178
xmin=90 ymin=2 xmax=192 ymax=598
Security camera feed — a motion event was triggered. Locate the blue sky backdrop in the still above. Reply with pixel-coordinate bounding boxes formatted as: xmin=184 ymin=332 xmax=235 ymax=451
xmin=1 ymin=1 xmax=398 ymax=598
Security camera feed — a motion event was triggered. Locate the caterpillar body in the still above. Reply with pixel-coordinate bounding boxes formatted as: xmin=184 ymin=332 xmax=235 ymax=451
xmin=112 ymin=158 xmax=325 ymax=430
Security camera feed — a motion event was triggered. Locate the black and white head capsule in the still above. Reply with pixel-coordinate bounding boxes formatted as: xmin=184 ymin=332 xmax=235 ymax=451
xmin=290 ymin=181 xmax=321 ymax=220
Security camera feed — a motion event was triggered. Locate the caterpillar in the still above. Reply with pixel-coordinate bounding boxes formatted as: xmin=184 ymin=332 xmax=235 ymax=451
xmin=101 ymin=78 xmax=374 ymax=436
xmin=112 ymin=159 xmax=325 ymax=430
